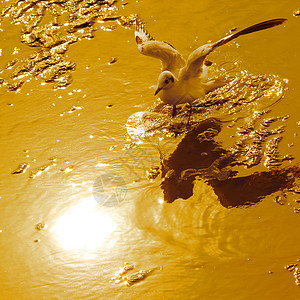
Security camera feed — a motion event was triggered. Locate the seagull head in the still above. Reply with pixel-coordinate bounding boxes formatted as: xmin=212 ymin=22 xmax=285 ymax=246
xmin=155 ymin=71 xmax=175 ymax=96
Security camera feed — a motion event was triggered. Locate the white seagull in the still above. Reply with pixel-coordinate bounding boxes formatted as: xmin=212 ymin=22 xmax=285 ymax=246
xmin=135 ymin=18 xmax=287 ymax=117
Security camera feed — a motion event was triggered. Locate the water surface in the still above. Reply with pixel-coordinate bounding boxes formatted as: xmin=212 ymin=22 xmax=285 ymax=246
xmin=1 ymin=0 xmax=300 ymax=299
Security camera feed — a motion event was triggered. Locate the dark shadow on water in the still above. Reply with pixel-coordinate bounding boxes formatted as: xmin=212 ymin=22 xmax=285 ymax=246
xmin=208 ymin=168 xmax=300 ymax=208
xmin=161 ymin=118 xmax=300 ymax=208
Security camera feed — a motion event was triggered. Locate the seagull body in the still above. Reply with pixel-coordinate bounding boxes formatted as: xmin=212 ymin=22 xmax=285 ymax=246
xmin=135 ymin=18 xmax=287 ymax=111
xmin=156 ymin=67 xmax=220 ymax=105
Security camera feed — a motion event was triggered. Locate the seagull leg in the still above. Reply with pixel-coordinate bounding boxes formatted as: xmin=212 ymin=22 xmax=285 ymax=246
xmin=172 ymin=105 xmax=177 ymax=117
xmin=186 ymin=104 xmax=192 ymax=125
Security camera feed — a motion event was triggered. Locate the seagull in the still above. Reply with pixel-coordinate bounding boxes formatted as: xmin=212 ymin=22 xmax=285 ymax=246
xmin=135 ymin=18 xmax=287 ymax=117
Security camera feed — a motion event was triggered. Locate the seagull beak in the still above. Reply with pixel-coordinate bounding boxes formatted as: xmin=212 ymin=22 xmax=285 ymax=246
xmin=154 ymin=87 xmax=162 ymax=96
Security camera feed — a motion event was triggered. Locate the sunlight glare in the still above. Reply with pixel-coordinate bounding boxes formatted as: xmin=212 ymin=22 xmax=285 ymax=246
xmin=52 ymin=197 xmax=116 ymax=251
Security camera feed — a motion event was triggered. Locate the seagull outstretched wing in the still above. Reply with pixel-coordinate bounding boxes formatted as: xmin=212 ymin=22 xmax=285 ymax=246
xmin=180 ymin=18 xmax=287 ymax=80
xmin=135 ymin=20 xmax=186 ymax=75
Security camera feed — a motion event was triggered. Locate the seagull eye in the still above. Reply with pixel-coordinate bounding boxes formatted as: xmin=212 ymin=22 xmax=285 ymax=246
xmin=164 ymin=78 xmax=169 ymax=84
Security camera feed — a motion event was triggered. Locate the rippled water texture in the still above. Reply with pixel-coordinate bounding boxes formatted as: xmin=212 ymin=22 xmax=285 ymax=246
xmin=1 ymin=0 xmax=300 ymax=299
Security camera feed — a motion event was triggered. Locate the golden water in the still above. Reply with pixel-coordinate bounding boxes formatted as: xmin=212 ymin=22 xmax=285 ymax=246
xmin=1 ymin=0 xmax=300 ymax=299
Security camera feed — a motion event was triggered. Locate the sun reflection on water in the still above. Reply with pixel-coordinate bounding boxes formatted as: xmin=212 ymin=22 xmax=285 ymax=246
xmin=51 ymin=197 xmax=116 ymax=251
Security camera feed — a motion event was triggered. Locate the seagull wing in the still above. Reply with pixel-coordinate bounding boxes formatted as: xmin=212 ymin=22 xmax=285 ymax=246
xmin=135 ymin=20 xmax=185 ymax=74
xmin=180 ymin=18 xmax=287 ymax=80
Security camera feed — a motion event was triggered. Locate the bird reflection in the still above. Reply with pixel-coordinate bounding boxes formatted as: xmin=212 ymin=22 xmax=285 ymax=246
xmin=51 ymin=197 xmax=116 ymax=251
xmin=161 ymin=118 xmax=300 ymax=208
